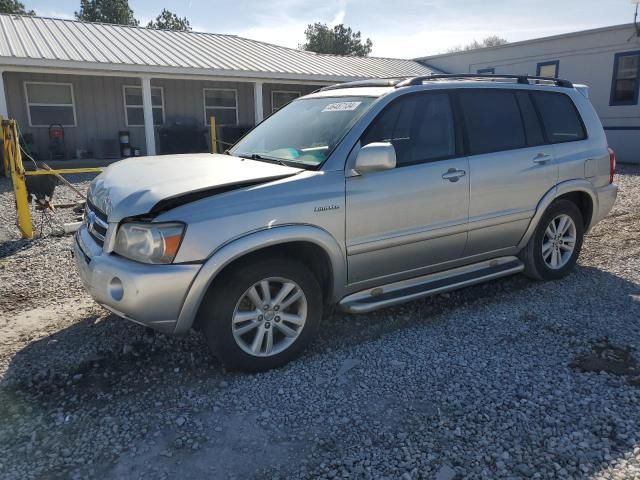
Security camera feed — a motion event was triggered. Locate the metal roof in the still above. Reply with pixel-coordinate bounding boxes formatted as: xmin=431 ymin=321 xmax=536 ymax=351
xmin=416 ymin=23 xmax=635 ymax=61
xmin=0 ymin=15 xmax=437 ymax=82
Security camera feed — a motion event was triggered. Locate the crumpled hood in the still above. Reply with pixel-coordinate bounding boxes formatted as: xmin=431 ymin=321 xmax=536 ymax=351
xmin=88 ymin=153 xmax=301 ymax=221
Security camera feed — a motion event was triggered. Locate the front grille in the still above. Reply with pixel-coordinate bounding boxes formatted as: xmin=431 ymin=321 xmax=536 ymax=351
xmin=76 ymin=236 xmax=91 ymax=264
xmin=85 ymin=201 xmax=108 ymax=248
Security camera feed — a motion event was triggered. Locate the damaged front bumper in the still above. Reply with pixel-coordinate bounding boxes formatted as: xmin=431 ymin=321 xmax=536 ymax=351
xmin=73 ymin=225 xmax=200 ymax=334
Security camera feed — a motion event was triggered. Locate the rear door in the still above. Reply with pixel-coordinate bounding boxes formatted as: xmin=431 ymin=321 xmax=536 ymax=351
xmin=345 ymin=92 xmax=469 ymax=284
xmin=460 ymin=89 xmax=558 ymax=257
xmin=530 ymin=91 xmax=590 ymax=182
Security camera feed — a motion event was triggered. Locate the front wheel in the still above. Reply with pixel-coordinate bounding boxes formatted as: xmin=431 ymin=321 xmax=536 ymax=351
xmin=520 ymin=199 xmax=584 ymax=280
xmin=200 ymin=257 xmax=322 ymax=371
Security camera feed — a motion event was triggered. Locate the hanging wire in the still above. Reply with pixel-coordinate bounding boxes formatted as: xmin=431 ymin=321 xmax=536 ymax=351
xmin=15 ymin=121 xmax=40 ymax=170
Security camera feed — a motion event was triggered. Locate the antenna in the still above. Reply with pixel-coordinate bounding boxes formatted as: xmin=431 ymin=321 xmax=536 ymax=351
xmin=630 ymin=0 xmax=640 ymax=41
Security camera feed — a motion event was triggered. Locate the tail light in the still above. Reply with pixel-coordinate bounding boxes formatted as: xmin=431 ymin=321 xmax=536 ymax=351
xmin=608 ymin=147 xmax=616 ymax=184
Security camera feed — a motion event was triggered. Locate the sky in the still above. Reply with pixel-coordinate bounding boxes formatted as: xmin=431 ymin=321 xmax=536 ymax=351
xmin=29 ymin=0 xmax=637 ymax=58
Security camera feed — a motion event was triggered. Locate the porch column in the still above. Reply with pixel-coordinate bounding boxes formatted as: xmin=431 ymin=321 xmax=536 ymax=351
xmin=253 ymin=81 xmax=264 ymax=125
xmin=0 ymin=71 xmax=8 ymax=118
xmin=140 ymin=76 xmax=156 ymax=156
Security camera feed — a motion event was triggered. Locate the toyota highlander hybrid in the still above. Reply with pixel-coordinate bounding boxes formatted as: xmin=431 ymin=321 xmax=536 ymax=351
xmin=74 ymin=74 xmax=617 ymax=371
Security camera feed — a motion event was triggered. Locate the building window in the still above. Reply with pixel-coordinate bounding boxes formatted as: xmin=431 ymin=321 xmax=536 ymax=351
xmin=203 ymin=88 xmax=238 ymax=125
xmin=24 ymin=82 xmax=76 ymax=127
xmin=271 ymin=91 xmax=300 ymax=113
xmin=610 ymin=51 xmax=640 ymax=106
xmin=477 ymin=68 xmax=495 ymax=74
xmin=536 ymin=60 xmax=559 ymax=78
xmin=123 ymin=85 xmax=165 ymax=127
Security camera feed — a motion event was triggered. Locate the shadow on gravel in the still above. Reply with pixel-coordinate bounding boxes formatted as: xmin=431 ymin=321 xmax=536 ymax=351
xmin=1 ymin=264 xmax=639 ymax=478
xmin=0 ymin=238 xmax=37 ymax=258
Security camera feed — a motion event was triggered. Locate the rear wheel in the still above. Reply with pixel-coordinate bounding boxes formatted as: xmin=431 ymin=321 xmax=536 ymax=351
xmin=200 ymin=257 xmax=322 ymax=371
xmin=521 ymin=199 xmax=584 ymax=280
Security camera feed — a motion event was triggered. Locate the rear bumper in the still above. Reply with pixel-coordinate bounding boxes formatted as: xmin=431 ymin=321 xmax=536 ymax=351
xmin=591 ymin=183 xmax=618 ymax=228
xmin=74 ymin=226 xmax=200 ymax=334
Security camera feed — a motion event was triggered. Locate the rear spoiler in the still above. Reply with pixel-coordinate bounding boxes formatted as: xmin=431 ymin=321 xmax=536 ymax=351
xmin=574 ymin=84 xmax=590 ymax=99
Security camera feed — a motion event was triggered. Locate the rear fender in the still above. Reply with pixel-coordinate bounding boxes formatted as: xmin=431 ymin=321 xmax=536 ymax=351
xmin=517 ymin=179 xmax=598 ymax=250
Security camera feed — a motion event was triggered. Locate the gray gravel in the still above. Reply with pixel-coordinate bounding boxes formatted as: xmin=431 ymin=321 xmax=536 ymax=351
xmin=0 ymin=165 xmax=639 ymax=479
xmin=0 ymin=173 xmax=97 ymax=313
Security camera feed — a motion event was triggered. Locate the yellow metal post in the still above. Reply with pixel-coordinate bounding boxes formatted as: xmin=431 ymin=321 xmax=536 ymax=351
xmin=3 ymin=118 xmax=103 ymax=240
xmin=4 ymin=120 xmax=32 ymax=239
xmin=12 ymin=168 xmax=32 ymax=239
xmin=25 ymin=168 xmax=102 ymax=176
xmin=210 ymin=116 xmax=217 ymax=154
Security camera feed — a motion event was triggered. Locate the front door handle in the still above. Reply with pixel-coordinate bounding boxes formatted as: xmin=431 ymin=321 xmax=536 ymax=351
xmin=533 ymin=153 xmax=552 ymax=164
xmin=442 ymin=168 xmax=466 ymax=182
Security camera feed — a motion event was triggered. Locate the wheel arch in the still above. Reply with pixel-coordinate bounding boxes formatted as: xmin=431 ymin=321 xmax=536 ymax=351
xmin=174 ymin=225 xmax=346 ymax=334
xmin=517 ymin=180 xmax=598 ymax=250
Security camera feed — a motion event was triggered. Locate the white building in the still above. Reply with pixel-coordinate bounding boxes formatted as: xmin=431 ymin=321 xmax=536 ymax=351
xmin=418 ymin=23 xmax=640 ymax=164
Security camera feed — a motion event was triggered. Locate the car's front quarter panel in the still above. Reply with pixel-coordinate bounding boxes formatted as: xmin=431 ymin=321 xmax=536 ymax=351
xmin=156 ymin=170 xmax=346 ymax=264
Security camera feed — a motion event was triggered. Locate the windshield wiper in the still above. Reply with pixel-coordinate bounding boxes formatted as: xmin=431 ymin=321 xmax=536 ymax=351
xmin=235 ymin=153 xmax=291 ymax=168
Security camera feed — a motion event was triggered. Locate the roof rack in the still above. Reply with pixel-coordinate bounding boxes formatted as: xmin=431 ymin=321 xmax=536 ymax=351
xmin=319 ymin=78 xmax=406 ymax=91
xmin=395 ymin=74 xmax=573 ymax=88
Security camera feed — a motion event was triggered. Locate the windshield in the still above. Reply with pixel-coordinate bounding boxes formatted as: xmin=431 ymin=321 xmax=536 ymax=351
xmin=230 ymin=96 xmax=376 ymax=167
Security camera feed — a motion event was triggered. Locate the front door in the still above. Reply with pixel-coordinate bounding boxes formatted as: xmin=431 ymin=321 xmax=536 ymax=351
xmin=345 ymin=92 xmax=470 ymax=284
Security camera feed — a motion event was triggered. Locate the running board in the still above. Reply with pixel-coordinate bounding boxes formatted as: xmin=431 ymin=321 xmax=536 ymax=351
xmin=338 ymin=256 xmax=524 ymax=313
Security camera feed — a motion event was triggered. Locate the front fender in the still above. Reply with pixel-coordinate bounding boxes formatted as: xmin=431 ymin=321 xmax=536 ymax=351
xmin=517 ymin=179 xmax=599 ymax=250
xmin=173 ymin=224 xmax=346 ymax=334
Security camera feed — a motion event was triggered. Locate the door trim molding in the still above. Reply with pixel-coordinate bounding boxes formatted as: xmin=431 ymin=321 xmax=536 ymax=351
xmin=346 ymin=220 xmax=468 ymax=256
xmin=467 ymin=209 xmax=533 ymax=232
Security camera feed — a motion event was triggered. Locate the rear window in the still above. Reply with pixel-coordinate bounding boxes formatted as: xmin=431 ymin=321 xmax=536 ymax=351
xmin=459 ymin=90 xmax=526 ymax=155
xmin=531 ymin=92 xmax=586 ymax=143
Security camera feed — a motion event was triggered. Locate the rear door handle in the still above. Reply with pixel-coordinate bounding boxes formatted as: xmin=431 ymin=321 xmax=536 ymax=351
xmin=533 ymin=153 xmax=552 ymax=164
xmin=442 ymin=168 xmax=466 ymax=182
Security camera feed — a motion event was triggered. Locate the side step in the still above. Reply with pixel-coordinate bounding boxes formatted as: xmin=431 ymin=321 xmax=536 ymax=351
xmin=338 ymin=256 xmax=524 ymax=314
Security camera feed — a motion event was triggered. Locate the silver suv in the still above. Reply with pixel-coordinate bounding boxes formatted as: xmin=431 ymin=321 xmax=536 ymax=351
xmin=75 ymin=74 xmax=618 ymax=371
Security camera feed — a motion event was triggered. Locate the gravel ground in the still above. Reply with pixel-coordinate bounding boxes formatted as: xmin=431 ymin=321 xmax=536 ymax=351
xmin=0 ymin=166 xmax=638 ymax=480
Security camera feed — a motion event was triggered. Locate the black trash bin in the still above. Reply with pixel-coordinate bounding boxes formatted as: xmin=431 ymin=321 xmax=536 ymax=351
xmin=159 ymin=118 xmax=208 ymax=154
xmin=217 ymin=125 xmax=252 ymax=151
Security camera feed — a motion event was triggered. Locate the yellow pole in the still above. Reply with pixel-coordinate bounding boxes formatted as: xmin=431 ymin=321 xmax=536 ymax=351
xmin=210 ymin=115 xmax=217 ymax=154
xmin=25 ymin=168 xmax=102 ymax=176
xmin=7 ymin=120 xmax=33 ymax=239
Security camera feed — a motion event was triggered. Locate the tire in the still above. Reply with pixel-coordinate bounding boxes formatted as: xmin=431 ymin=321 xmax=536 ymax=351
xmin=200 ymin=257 xmax=322 ymax=372
xmin=520 ymin=199 xmax=584 ymax=281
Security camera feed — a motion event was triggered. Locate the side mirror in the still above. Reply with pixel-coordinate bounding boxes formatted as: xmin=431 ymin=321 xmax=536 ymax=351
xmin=354 ymin=142 xmax=396 ymax=174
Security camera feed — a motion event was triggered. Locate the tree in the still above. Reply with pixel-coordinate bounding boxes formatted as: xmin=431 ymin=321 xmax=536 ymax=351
xmin=301 ymin=23 xmax=373 ymax=57
xmin=75 ymin=0 xmax=139 ymax=26
xmin=0 ymin=0 xmax=34 ymax=15
xmin=147 ymin=9 xmax=191 ymax=31
xmin=447 ymin=35 xmax=508 ymax=53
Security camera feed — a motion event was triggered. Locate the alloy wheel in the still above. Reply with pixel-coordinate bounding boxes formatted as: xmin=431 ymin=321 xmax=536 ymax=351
xmin=542 ymin=214 xmax=577 ymax=269
xmin=232 ymin=277 xmax=308 ymax=357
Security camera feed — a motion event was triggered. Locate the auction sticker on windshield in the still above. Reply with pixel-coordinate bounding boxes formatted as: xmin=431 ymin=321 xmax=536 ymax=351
xmin=321 ymin=101 xmax=362 ymax=112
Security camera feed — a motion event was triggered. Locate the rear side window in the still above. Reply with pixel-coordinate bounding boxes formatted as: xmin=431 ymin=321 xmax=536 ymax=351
xmin=459 ymin=90 xmax=526 ymax=155
xmin=531 ymin=92 xmax=586 ymax=143
xmin=362 ymin=93 xmax=456 ymax=166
